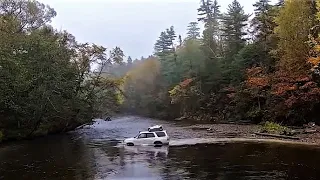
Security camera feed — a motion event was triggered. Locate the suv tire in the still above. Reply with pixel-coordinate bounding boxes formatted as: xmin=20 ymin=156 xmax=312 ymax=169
xmin=154 ymin=141 xmax=163 ymax=147
xmin=127 ymin=142 xmax=134 ymax=146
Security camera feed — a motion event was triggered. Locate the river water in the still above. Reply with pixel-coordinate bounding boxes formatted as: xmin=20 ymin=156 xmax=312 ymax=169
xmin=1 ymin=116 xmax=320 ymax=180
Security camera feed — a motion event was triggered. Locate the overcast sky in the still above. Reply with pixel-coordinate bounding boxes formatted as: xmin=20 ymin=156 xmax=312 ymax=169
xmin=38 ymin=0 xmax=277 ymax=59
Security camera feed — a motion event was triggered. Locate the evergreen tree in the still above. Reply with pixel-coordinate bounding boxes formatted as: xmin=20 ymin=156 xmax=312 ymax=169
xmin=221 ymin=0 xmax=249 ymax=62
xmin=249 ymin=0 xmax=279 ymax=71
xmin=198 ymin=0 xmax=221 ymax=53
xmin=166 ymin=26 xmax=176 ymax=50
xmin=211 ymin=0 xmax=221 ymax=31
xmin=198 ymin=0 xmax=214 ymax=27
xmin=154 ymin=31 xmax=171 ymax=55
xmin=251 ymin=0 xmax=273 ymax=42
xmin=154 ymin=26 xmax=176 ymax=56
xmin=127 ymin=56 xmax=133 ymax=67
xmin=196 ymin=0 xmax=222 ymax=91
xmin=179 ymin=35 xmax=183 ymax=47
xmin=186 ymin=22 xmax=200 ymax=40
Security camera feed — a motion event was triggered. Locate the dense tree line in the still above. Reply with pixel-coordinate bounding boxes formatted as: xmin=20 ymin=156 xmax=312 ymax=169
xmin=2 ymin=0 xmax=320 ymax=142
xmin=121 ymin=0 xmax=320 ymax=126
xmin=0 ymin=0 xmax=124 ymax=141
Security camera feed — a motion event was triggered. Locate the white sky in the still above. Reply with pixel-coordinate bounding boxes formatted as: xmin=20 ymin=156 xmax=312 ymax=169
xmin=38 ymin=0 xmax=277 ymax=59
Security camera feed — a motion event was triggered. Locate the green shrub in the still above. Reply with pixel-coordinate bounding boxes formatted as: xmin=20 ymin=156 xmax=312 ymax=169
xmin=261 ymin=121 xmax=290 ymax=134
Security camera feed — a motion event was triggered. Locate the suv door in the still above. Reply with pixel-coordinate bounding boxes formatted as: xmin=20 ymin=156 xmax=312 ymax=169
xmin=136 ymin=133 xmax=147 ymax=145
xmin=146 ymin=133 xmax=156 ymax=144
xmin=137 ymin=133 xmax=156 ymax=145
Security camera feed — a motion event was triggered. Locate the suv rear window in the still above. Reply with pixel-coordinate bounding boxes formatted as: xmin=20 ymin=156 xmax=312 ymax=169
xmin=155 ymin=132 xmax=166 ymax=137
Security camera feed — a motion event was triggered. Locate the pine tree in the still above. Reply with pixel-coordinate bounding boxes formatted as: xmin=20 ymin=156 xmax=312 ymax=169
xmin=186 ymin=22 xmax=200 ymax=39
xmin=251 ymin=0 xmax=273 ymax=42
xmin=198 ymin=0 xmax=213 ymax=25
xmin=127 ymin=56 xmax=133 ymax=67
xmin=166 ymin=26 xmax=176 ymax=50
xmin=211 ymin=0 xmax=221 ymax=31
xmin=198 ymin=0 xmax=221 ymax=54
xmin=178 ymin=35 xmax=183 ymax=47
xmin=196 ymin=0 xmax=222 ymax=90
xmin=154 ymin=26 xmax=176 ymax=56
xmin=221 ymin=0 xmax=249 ymax=62
xmin=154 ymin=31 xmax=171 ymax=55
xmin=198 ymin=0 xmax=220 ymax=29
xmin=249 ymin=0 xmax=279 ymax=71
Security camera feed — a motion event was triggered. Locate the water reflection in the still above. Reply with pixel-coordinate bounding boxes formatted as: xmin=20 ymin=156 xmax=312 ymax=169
xmin=165 ymin=143 xmax=320 ymax=180
xmin=1 ymin=117 xmax=320 ymax=180
xmin=123 ymin=146 xmax=169 ymax=158
xmin=0 ymin=134 xmax=96 ymax=180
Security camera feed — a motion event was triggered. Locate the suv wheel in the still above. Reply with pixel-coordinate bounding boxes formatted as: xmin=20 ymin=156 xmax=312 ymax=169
xmin=154 ymin=141 xmax=163 ymax=147
xmin=127 ymin=142 xmax=134 ymax=146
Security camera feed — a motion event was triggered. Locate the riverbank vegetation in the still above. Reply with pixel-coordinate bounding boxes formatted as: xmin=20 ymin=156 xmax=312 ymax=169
xmin=0 ymin=0 xmax=124 ymax=141
xmin=2 ymin=0 xmax=320 ymax=142
xmin=261 ymin=121 xmax=290 ymax=134
xmin=116 ymin=0 xmax=320 ymax=126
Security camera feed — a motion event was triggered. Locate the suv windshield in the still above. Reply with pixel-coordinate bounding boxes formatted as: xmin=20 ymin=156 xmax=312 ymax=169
xmin=155 ymin=132 xmax=166 ymax=137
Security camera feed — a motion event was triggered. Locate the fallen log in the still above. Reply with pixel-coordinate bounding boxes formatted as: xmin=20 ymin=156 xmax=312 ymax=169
xmin=255 ymin=133 xmax=300 ymax=140
xmin=175 ymin=116 xmax=188 ymax=121
xmin=75 ymin=122 xmax=92 ymax=130
xmin=303 ymin=129 xmax=317 ymax=134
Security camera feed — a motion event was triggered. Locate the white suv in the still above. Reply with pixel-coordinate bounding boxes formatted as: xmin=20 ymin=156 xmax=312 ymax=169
xmin=124 ymin=130 xmax=169 ymax=147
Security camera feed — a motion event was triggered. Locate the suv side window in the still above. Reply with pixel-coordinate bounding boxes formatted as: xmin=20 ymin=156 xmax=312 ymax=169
xmin=146 ymin=133 xmax=155 ymax=138
xmin=138 ymin=133 xmax=147 ymax=138
xmin=155 ymin=132 xmax=166 ymax=137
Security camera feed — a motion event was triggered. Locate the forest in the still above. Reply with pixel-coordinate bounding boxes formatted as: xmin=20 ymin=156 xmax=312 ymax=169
xmin=1 ymin=0 xmax=320 ymax=142
xmin=0 ymin=0 xmax=124 ymax=141
xmin=118 ymin=0 xmax=320 ymax=126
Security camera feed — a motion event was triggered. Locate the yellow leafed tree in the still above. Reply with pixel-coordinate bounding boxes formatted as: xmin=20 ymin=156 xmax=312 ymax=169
xmin=308 ymin=0 xmax=320 ymax=72
xmin=275 ymin=0 xmax=313 ymax=75
xmin=122 ymin=57 xmax=165 ymax=116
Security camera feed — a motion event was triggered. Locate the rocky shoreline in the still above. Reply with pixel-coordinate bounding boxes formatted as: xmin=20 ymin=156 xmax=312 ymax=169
xmin=184 ymin=124 xmax=320 ymax=145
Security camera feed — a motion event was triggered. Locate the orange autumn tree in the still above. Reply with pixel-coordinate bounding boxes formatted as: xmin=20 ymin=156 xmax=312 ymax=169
xmin=241 ymin=0 xmax=320 ymax=124
xmin=242 ymin=66 xmax=270 ymax=122
xmin=169 ymin=78 xmax=204 ymax=118
xmin=264 ymin=0 xmax=320 ymax=124
xmin=245 ymin=67 xmax=269 ymax=109
xmin=169 ymin=78 xmax=195 ymax=104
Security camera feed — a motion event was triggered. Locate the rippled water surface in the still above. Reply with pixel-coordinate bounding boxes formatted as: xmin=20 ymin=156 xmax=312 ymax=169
xmin=1 ymin=116 xmax=320 ymax=180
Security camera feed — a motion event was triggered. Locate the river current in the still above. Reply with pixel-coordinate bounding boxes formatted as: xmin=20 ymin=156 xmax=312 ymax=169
xmin=1 ymin=116 xmax=320 ymax=180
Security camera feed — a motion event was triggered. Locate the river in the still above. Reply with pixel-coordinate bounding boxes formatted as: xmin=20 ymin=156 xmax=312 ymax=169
xmin=1 ymin=116 xmax=320 ymax=180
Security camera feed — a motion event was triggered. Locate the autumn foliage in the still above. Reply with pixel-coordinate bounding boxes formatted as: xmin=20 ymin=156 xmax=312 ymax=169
xmin=180 ymin=78 xmax=194 ymax=88
xmin=246 ymin=67 xmax=269 ymax=89
xmin=169 ymin=78 xmax=196 ymax=104
xmin=121 ymin=0 xmax=320 ymax=125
